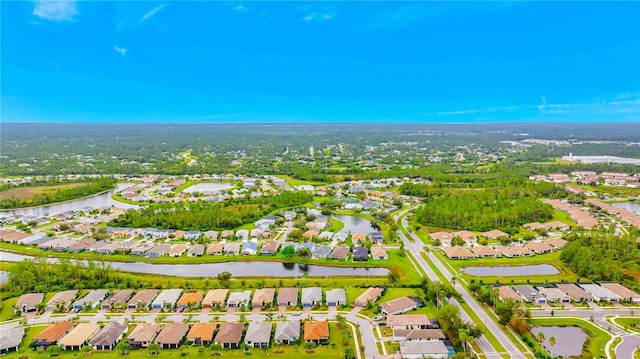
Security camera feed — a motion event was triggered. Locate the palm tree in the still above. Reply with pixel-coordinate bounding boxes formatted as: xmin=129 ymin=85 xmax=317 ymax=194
xmin=536 ymin=331 xmax=545 ymax=344
xmin=458 ymin=328 xmax=469 ymax=354
xmin=116 ymin=342 xmax=130 ymax=356
xmin=148 ymin=343 xmax=161 ymax=355
xmin=549 ymin=336 xmax=556 ymax=348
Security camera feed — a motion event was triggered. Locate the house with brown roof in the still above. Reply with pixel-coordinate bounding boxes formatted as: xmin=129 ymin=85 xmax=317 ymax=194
xmin=224 ymin=242 xmax=240 ymax=255
xmin=277 ymin=288 xmax=298 ymax=307
xmin=542 ymin=237 xmax=568 ymax=249
xmin=252 ymin=288 xmax=276 ymax=308
xmin=187 ymin=323 xmax=217 ymax=345
xmin=0 ymin=230 xmax=34 ymax=243
xmin=207 ymin=243 xmax=224 ymax=255
xmin=556 ymin=283 xmax=593 ymax=302
xmin=154 ymin=323 xmax=189 ymax=349
xmin=329 ymin=246 xmax=350 ymax=260
xmin=443 ymin=246 xmax=474 ymax=259
xmin=46 ymin=290 xmax=78 ymax=310
xmin=127 ymin=289 xmax=158 ymax=309
xmin=452 ymin=230 xmax=478 ymax=244
xmin=482 ymin=229 xmax=510 ymax=240
xmin=354 ymin=287 xmax=385 ymax=307
xmin=33 ymin=321 xmax=74 ymax=349
xmin=380 ymin=296 xmax=420 ymax=315
xmin=524 ymin=241 xmax=554 ymax=254
xmin=177 ymin=291 xmax=204 ymax=310
xmin=90 ymin=322 xmax=128 ymax=351
xmin=370 ymin=246 xmax=388 ymax=260
xmin=470 ymin=246 xmax=500 ymax=258
xmin=127 ymin=323 xmax=161 ymax=349
xmin=544 ymin=221 xmax=571 ymax=231
xmin=429 ymin=231 xmax=453 ymax=245
xmin=203 ymin=289 xmax=229 ymax=308
xmin=386 ymin=315 xmax=431 ymax=330
xmin=304 ymin=321 xmax=329 ymax=343
xmin=214 ymin=322 xmax=244 ymax=348
xmin=245 ymin=322 xmax=273 ymax=348
xmin=167 ymin=244 xmax=187 ymax=257
xmin=16 ymin=293 xmax=44 ymax=313
xmin=101 ymin=290 xmax=134 ymax=310
xmin=600 ymin=283 xmax=640 ymax=302
xmin=351 ymin=232 xmax=367 ymax=243
xmin=58 ymin=323 xmax=100 ymax=350
xmin=260 ymin=241 xmax=280 ymax=256
xmin=393 ymin=329 xmax=445 ymax=342
xmin=498 ymin=286 xmax=523 ymax=302
xmin=524 ymin=222 xmax=549 ymax=231
xmin=187 ymin=244 xmax=205 ymax=257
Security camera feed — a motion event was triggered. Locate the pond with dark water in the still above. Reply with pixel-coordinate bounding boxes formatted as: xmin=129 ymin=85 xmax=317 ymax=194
xmin=462 ymin=264 xmax=559 ymax=276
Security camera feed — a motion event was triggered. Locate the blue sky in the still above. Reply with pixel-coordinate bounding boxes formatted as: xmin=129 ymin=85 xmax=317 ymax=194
xmin=2 ymin=1 xmax=639 ymax=123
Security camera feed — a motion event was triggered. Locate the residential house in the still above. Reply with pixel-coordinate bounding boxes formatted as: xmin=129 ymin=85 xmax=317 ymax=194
xmin=579 ymin=284 xmax=621 ymax=302
xmin=227 ymin=291 xmax=252 ymax=308
xmin=524 ymin=241 xmax=555 ymax=254
xmin=187 ymin=323 xmax=217 ymax=345
xmin=330 ymin=246 xmax=350 ymax=260
xmin=145 ymin=244 xmax=171 ymax=258
xmin=304 ymin=229 xmax=319 ymax=239
xmin=304 ymin=321 xmax=329 ymax=343
xmin=524 ymin=222 xmax=549 ymax=231
xmin=58 ymin=323 xmax=100 ymax=350
xmin=352 ymin=246 xmax=368 ymax=261
xmin=46 ymin=290 xmax=78 ymax=310
xmin=513 ymin=285 xmax=546 ymax=304
xmin=245 ymin=322 xmax=273 ymax=348
xmin=537 ymin=286 xmax=571 ymax=303
xmin=187 ymin=244 xmax=204 ymax=257
xmin=301 ymin=287 xmax=322 ymax=307
xmin=600 ymin=283 xmax=640 ymax=303
xmin=220 ymin=230 xmax=234 ymax=240
xmin=127 ymin=289 xmax=158 ymax=309
xmin=556 ymin=283 xmax=593 ymax=302
xmin=482 ymin=229 xmax=510 ymax=240
xmin=544 ymin=221 xmax=571 ymax=231
xmin=151 ymin=289 xmax=183 ymax=309
xmin=204 ymin=230 xmax=218 ymax=241
xmin=72 ymin=289 xmax=109 ymax=310
xmin=470 ymin=246 xmax=501 ymax=258
xmin=277 ymin=288 xmax=298 ymax=307
xmin=542 ymin=237 xmax=568 ymax=249
xmin=251 ymin=228 xmax=271 ymax=240
xmin=429 ymin=232 xmax=453 ymax=245
xmin=370 ymin=246 xmax=388 ymax=260
xmin=453 ymin=230 xmax=478 ymax=245
xmin=255 ymin=217 xmax=276 ymax=229
xmin=167 ymin=244 xmax=188 ymax=257
xmin=242 ymin=241 xmax=258 ymax=256
xmin=236 ymin=229 xmax=249 ymax=241
xmin=325 ymin=288 xmax=347 ymax=306
xmin=16 ymin=293 xmax=44 ymax=313
xmin=332 ymin=232 xmax=348 ymax=242
xmin=214 ymin=322 xmax=244 ymax=348
xmin=443 ymin=246 xmax=474 ymax=260
xmin=154 ymin=322 xmax=189 ymax=349
xmin=202 ymin=289 xmax=229 ymax=308
xmin=386 ymin=315 xmax=431 ymax=330
xmin=127 ymin=323 xmax=161 ymax=349
xmin=351 ymin=232 xmax=367 ymax=243
xmin=274 ymin=321 xmax=300 ymax=345
xmin=319 ymin=231 xmax=334 ymax=240
xmin=101 ymin=290 xmax=134 ymax=310
xmin=206 ymin=243 xmax=224 ymax=255
xmin=33 ymin=321 xmax=74 ymax=349
xmin=90 ymin=322 xmax=128 ymax=351
xmin=224 ymin=243 xmax=241 ymax=255
xmin=369 ymin=231 xmax=384 ymax=244
xmin=312 ymin=245 xmax=332 ymax=259
xmin=184 ymin=230 xmax=202 ymax=240
xmin=131 ymin=242 xmax=155 ymax=256
xmin=252 ymin=288 xmax=276 ymax=308
xmin=354 ymin=287 xmax=385 ymax=307
xmin=380 ymin=296 xmax=420 ymax=315
xmin=260 ymin=241 xmax=279 ymax=255
xmin=400 ymin=340 xmax=449 ymax=359
xmin=298 ymin=242 xmax=315 ymax=254
xmin=0 ymin=327 xmax=24 ymax=354
xmin=393 ymin=329 xmax=445 ymax=342
xmin=497 ymin=286 xmax=523 ymax=302
xmin=177 ymin=291 xmax=204 ymax=310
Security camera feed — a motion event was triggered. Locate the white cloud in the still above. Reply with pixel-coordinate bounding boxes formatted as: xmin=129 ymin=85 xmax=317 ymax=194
xmin=141 ymin=4 xmax=165 ymax=23
xmin=33 ymin=0 xmax=78 ymax=22
xmin=301 ymin=12 xmax=334 ymax=22
xmin=301 ymin=15 xmax=314 ymax=21
xmin=114 ymin=46 xmax=127 ymax=56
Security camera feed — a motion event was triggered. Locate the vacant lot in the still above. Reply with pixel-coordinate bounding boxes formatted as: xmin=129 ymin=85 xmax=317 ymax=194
xmin=0 ymin=183 xmax=87 ymax=201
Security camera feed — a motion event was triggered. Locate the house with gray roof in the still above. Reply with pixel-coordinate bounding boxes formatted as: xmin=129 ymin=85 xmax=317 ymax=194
xmin=0 ymin=327 xmax=24 ymax=354
xmin=151 ymin=289 xmax=183 ymax=309
xmin=301 ymin=287 xmax=322 ymax=307
xmin=352 ymin=247 xmax=368 ymax=261
xmin=236 ymin=229 xmax=249 ymax=241
xmin=277 ymin=288 xmax=298 ymax=307
xmin=73 ymin=289 xmax=109 ymax=310
xmin=90 ymin=322 xmax=128 ymax=351
xmin=274 ymin=321 xmax=300 ymax=345
xmin=145 ymin=244 xmax=171 ymax=258
xmin=579 ymin=284 xmax=621 ymax=302
xmin=227 ymin=291 xmax=252 ymax=308
xmin=224 ymin=242 xmax=240 ymax=255
xmin=242 ymin=241 xmax=258 ymax=255
xmin=400 ymin=340 xmax=449 ymax=359
xmin=46 ymin=290 xmax=78 ymax=310
xmin=244 ymin=322 xmax=273 ymax=348
xmin=183 ymin=230 xmax=202 ymax=240
xmin=325 ymin=289 xmax=347 ymax=306
xmin=312 ymin=245 xmax=332 ymax=259
xmin=369 ymin=232 xmax=384 ymax=244
xmin=101 ymin=290 xmax=134 ymax=310
xmin=187 ymin=244 xmax=205 ymax=257
xmin=513 ymin=285 xmax=546 ymax=304
xmin=298 ymin=242 xmax=315 ymax=253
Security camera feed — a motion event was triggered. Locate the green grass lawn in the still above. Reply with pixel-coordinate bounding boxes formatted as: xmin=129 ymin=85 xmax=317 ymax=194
xmin=0 ymin=296 xmax=20 ymax=322
xmin=328 ymin=217 xmax=344 ymax=233
xmin=527 ymin=317 xmax=612 ymax=359
xmin=279 ymin=175 xmax=327 ymax=187
xmin=611 ymin=316 xmax=640 ymax=334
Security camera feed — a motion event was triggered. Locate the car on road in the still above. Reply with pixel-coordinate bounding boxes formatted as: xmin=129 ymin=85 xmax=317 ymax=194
xmin=373 ymin=316 xmax=383 ymax=321
xmin=292 ymin=312 xmax=300 ymax=316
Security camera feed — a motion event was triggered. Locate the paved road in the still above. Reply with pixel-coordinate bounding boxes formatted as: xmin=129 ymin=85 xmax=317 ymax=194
xmin=396 ymin=208 xmax=529 ymax=359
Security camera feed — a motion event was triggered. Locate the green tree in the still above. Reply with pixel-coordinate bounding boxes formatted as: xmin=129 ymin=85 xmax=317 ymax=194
xmin=46 ymin=345 xmax=61 ymax=357
xmin=116 ymin=342 xmax=130 ymax=355
xmin=148 ymin=343 xmax=161 ymax=355
xmin=282 ymin=245 xmax=296 ymax=258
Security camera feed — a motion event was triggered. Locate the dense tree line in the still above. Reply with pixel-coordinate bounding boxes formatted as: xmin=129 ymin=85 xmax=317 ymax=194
xmin=0 ymin=177 xmax=116 ymax=209
xmin=412 ymin=187 xmax=554 ymax=234
xmin=560 ymin=233 xmax=640 ymax=291
xmin=2 ymin=259 xmax=121 ymax=298
xmin=109 ymin=191 xmax=312 ymax=230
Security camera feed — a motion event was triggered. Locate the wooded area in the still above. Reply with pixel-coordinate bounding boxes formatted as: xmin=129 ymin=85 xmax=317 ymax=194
xmin=0 ymin=177 xmax=116 ymax=209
